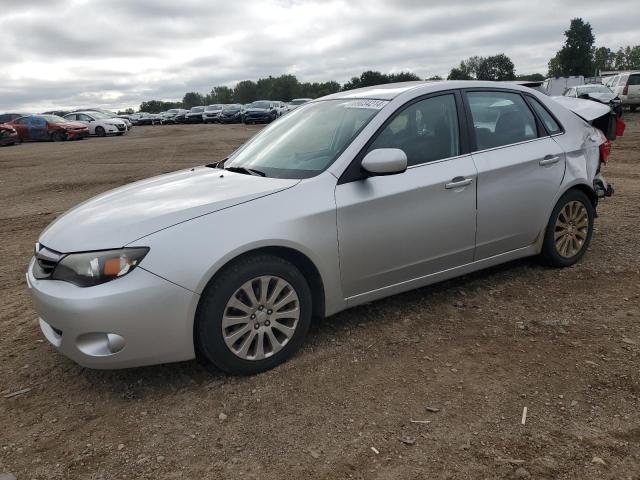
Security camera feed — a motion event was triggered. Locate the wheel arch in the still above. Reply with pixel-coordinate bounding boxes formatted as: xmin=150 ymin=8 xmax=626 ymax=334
xmin=197 ymin=245 xmax=326 ymax=320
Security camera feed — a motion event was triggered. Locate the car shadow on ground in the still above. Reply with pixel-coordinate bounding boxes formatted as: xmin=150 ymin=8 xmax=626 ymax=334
xmin=73 ymin=256 xmax=539 ymax=397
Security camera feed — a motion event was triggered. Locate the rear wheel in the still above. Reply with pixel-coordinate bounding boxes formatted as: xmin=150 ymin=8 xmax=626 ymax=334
xmin=196 ymin=254 xmax=312 ymax=375
xmin=95 ymin=126 xmax=106 ymax=137
xmin=541 ymin=189 xmax=594 ymax=267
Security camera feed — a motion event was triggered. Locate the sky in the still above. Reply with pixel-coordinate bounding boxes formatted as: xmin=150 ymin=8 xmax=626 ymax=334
xmin=1 ymin=0 xmax=638 ymax=112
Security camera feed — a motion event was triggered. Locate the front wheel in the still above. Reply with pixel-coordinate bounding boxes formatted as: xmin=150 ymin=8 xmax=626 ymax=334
xmin=196 ymin=255 xmax=312 ymax=375
xmin=95 ymin=126 xmax=106 ymax=137
xmin=51 ymin=131 xmax=67 ymax=142
xmin=540 ymin=189 xmax=594 ymax=267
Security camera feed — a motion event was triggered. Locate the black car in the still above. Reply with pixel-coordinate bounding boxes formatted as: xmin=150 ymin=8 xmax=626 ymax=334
xmin=218 ymin=104 xmax=243 ymax=124
xmin=242 ymin=100 xmax=278 ymax=124
xmin=185 ymin=106 xmax=205 ymax=123
xmin=173 ymin=110 xmax=188 ymax=123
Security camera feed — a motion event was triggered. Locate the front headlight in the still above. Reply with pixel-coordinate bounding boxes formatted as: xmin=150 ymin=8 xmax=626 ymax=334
xmin=51 ymin=247 xmax=149 ymax=287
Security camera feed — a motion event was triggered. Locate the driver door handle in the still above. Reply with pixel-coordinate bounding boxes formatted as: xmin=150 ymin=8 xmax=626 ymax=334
xmin=539 ymin=155 xmax=560 ymax=166
xmin=445 ymin=177 xmax=473 ymax=189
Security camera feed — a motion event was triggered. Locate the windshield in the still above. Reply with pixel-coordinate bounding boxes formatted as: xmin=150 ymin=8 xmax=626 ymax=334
xmin=225 ymin=99 xmax=386 ymax=179
xmin=88 ymin=112 xmax=110 ymax=119
xmin=41 ymin=115 xmax=68 ymax=123
xmin=223 ymin=104 xmax=241 ymax=111
xmin=190 ymin=107 xmax=204 ymax=113
xmin=577 ymin=85 xmax=612 ymax=95
xmin=205 ymin=105 xmax=222 ymax=111
xmin=249 ymin=101 xmax=271 ymax=109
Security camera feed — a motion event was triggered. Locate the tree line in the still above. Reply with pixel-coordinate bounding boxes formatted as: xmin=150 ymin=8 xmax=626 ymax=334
xmin=133 ymin=18 xmax=639 ymax=114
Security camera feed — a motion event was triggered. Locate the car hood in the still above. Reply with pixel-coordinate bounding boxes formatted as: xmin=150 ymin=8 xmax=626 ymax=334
xmin=39 ymin=167 xmax=299 ymax=252
xmin=105 ymin=119 xmax=125 ymax=125
xmin=247 ymin=108 xmax=270 ymax=113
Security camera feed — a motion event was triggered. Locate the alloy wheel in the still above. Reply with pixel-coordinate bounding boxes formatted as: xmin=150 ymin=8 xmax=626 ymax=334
xmin=221 ymin=275 xmax=300 ymax=361
xmin=554 ymin=200 xmax=589 ymax=258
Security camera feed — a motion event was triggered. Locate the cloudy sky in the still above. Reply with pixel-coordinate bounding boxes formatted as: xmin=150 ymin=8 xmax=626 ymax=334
xmin=1 ymin=0 xmax=638 ymax=112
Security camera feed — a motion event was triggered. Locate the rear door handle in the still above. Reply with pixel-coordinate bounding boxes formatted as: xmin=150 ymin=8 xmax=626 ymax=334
xmin=539 ymin=155 xmax=560 ymax=166
xmin=445 ymin=177 xmax=473 ymax=189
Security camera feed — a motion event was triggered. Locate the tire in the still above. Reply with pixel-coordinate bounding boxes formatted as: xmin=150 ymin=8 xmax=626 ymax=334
xmin=51 ymin=131 xmax=67 ymax=142
xmin=540 ymin=189 xmax=595 ymax=267
xmin=95 ymin=126 xmax=106 ymax=137
xmin=196 ymin=254 xmax=313 ymax=375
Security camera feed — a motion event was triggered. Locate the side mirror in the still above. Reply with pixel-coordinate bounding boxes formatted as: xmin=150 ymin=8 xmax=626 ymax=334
xmin=361 ymin=148 xmax=407 ymax=176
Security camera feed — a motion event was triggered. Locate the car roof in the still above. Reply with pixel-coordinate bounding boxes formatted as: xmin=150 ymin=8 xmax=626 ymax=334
xmin=321 ymin=80 xmax=535 ymax=101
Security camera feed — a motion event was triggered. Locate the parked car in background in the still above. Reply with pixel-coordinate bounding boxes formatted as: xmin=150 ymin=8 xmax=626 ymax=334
xmin=129 ymin=113 xmax=158 ymax=126
xmin=64 ymin=111 xmax=128 ymax=136
xmin=0 ymin=113 xmax=30 ymax=124
xmin=10 ymin=115 xmax=89 ymax=141
xmin=288 ymin=98 xmax=312 ymax=110
xmin=160 ymin=109 xmax=182 ymax=124
xmin=242 ymin=100 xmax=278 ymax=124
xmin=0 ymin=123 xmax=20 ymax=146
xmin=272 ymin=101 xmax=288 ymax=116
xmin=562 ymin=84 xmax=622 ymax=117
xmin=218 ymin=104 xmax=243 ymax=124
xmin=202 ymin=105 xmax=223 ymax=123
xmin=173 ymin=110 xmax=189 ymax=123
xmin=26 ymin=81 xmax=620 ymax=375
xmin=605 ymin=72 xmax=640 ymax=111
xmin=186 ymin=106 xmax=205 ymax=123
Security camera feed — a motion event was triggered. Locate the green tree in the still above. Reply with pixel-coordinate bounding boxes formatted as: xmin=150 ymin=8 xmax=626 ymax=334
xmin=233 ymin=80 xmax=258 ymax=104
xmin=476 ymin=54 xmax=515 ymax=81
xmin=206 ymin=86 xmax=234 ymax=104
xmin=447 ymin=66 xmax=472 ymax=80
xmin=388 ymin=71 xmax=421 ymax=82
xmin=593 ymin=46 xmax=615 ymax=73
xmin=182 ymin=92 xmax=205 ymax=109
xmin=548 ymin=18 xmax=595 ymax=76
xmin=426 ymin=75 xmax=443 ymax=81
xmin=515 ymin=73 xmax=545 ymax=81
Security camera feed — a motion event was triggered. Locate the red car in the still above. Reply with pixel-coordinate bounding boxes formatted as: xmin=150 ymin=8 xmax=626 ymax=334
xmin=9 ymin=115 xmax=89 ymax=142
xmin=0 ymin=123 xmax=20 ymax=146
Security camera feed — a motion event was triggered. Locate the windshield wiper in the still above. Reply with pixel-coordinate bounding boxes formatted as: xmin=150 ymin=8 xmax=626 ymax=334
xmin=225 ymin=166 xmax=266 ymax=177
xmin=205 ymin=157 xmax=227 ymax=168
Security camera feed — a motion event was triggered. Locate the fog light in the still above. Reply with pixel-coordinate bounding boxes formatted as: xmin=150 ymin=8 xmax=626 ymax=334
xmin=77 ymin=332 xmax=126 ymax=357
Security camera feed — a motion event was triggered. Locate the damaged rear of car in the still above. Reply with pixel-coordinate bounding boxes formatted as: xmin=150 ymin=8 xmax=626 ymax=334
xmin=552 ymin=95 xmax=625 ymax=200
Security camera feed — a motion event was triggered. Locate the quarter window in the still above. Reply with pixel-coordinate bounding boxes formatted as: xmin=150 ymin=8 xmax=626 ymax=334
xmin=367 ymin=94 xmax=460 ymax=166
xmin=527 ymin=97 xmax=562 ymax=135
xmin=467 ymin=91 xmax=538 ymax=150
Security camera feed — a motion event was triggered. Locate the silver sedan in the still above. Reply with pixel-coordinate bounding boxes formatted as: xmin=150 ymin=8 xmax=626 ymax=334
xmin=27 ymin=81 xmax=616 ymax=375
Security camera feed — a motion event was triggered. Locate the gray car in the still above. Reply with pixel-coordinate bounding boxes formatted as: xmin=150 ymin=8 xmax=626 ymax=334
xmin=27 ymin=81 xmax=615 ymax=375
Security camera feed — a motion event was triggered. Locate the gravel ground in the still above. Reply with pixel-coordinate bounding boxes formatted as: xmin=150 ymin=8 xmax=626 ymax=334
xmin=0 ymin=117 xmax=639 ymax=479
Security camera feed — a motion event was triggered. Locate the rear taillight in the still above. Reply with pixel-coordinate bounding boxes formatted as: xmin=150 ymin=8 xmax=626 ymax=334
xmin=616 ymin=117 xmax=626 ymax=137
xmin=599 ymin=138 xmax=612 ymax=164
xmin=622 ymin=83 xmax=629 ymax=96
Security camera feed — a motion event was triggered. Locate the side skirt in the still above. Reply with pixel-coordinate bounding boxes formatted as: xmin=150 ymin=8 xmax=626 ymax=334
xmin=344 ymin=244 xmax=539 ymax=309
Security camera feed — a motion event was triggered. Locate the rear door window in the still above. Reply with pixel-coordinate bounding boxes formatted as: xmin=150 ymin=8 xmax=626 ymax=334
xmin=466 ymin=91 xmax=538 ymax=151
xmin=527 ymin=97 xmax=562 ymax=135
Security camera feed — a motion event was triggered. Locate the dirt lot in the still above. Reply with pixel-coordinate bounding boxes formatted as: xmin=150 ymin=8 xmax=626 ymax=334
xmin=1 ymin=118 xmax=639 ymax=480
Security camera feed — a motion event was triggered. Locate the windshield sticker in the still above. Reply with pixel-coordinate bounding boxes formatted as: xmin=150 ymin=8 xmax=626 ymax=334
xmin=343 ymin=99 xmax=387 ymax=110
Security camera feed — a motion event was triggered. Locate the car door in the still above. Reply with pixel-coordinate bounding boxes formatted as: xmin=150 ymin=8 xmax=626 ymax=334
xmin=76 ymin=114 xmax=95 ymax=134
xmin=335 ymin=92 xmax=477 ymax=298
xmin=464 ymin=90 xmax=566 ymax=260
xmin=28 ymin=116 xmax=49 ymax=141
xmin=11 ymin=117 xmax=30 ymax=140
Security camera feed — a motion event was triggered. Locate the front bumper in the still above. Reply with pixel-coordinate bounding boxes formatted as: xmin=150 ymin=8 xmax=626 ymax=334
xmin=0 ymin=131 xmax=19 ymax=145
xmin=67 ymin=129 xmax=89 ymax=140
xmin=26 ymin=258 xmax=198 ymax=369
